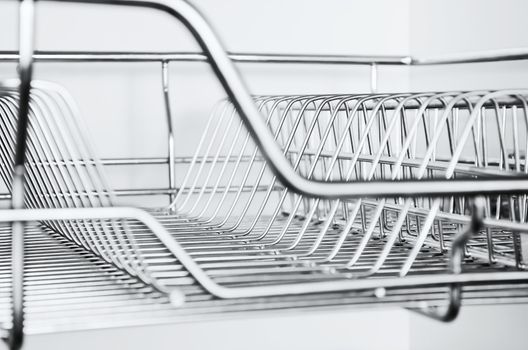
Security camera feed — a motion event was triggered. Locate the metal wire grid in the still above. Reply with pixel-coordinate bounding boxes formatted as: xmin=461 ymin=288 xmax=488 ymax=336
xmin=0 ymin=1 xmax=528 ymax=349
xmin=0 ymin=81 xmax=166 ymax=292
xmin=0 ymin=81 xmax=527 ymax=304
xmin=1 ymin=222 xmax=527 ymax=336
xmin=173 ymin=92 xmax=528 ymax=271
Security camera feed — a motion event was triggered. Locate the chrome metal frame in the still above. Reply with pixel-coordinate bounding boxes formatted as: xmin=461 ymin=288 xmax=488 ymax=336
xmin=3 ymin=1 xmax=528 ymax=349
xmin=6 ymin=1 xmax=34 ymax=349
xmin=9 ymin=0 xmax=528 ymax=199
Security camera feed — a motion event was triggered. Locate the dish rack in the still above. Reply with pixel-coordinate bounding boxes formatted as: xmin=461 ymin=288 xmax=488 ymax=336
xmin=3 ymin=0 xmax=528 ymax=349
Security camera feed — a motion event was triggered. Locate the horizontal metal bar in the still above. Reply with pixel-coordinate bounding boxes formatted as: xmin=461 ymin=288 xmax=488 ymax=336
xmin=100 ymin=157 xmax=169 ymax=165
xmin=10 ymin=0 xmax=528 ymax=200
xmin=3 ymin=153 xmax=519 ymax=170
xmin=0 ymin=188 xmax=169 ymax=200
xmin=2 ymin=206 xmax=528 ymax=300
xmin=1 ymin=48 xmax=528 ymax=65
xmin=0 ymin=155 xmax=263 ymax=167
xmin=93 ymin=155 xmax=262 ymax=165
xmin=0 ymin=50 xmax=409 ymax=64
xmin=412 ymin=48 xmax=528 ymax=65
xmin=0 ymin=184 xmax=280 ymax=200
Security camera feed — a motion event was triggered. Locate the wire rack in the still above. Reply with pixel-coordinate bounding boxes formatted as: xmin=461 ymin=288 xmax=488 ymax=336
xmin=2 ymin=0 xmax=528 ymax=349
xmin=2 ymin=224 xmax=528 ymax=336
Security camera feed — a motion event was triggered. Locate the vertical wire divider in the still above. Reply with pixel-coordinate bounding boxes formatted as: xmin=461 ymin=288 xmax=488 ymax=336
xmin=162 ymin=60 xmax=177 ymax=207
xmin=5 ymin=0 xmax=35 ymax=349
xmin=370 ymin=63 xmax=377 ymax=93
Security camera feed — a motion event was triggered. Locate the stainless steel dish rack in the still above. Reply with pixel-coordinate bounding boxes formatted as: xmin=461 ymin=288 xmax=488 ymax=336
xmin=3 ymin=0 xmax=528 ymax=349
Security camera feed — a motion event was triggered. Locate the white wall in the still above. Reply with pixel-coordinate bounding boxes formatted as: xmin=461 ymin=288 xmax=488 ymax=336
xmin=0 ymin=0 xmax=411 ymax=205
xmin=0 ymin=0 xmax=412 ymax=155
xmin=20 ymin=308 xmax=411 ymax=350
xmin=409 ymin=0 xmax=528 ymax=91
xmin=410 ymin=304 xmax=528 ymax=350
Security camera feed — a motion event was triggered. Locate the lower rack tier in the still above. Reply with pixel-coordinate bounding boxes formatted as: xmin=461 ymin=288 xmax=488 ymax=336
xmin=1 ymin=211 xmax=528 ymax=335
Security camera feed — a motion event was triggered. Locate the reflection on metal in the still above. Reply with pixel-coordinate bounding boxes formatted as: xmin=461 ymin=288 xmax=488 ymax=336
xmin=2 ymin=1 xmax=528 ymax=349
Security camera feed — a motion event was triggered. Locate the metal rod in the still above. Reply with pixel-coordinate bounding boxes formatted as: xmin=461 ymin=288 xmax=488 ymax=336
xmin=0 ymin=155 xmax=265 ymax=166
xmin=370 ymin=63 xmax=377 ymax=93
xmin=7 ymin=1 xmax=34 ymax=349
xmin=1 ymin=48 xmax=528 ymax=65
xmin=0 ymin=50 xmax=410 ymax=64
xmin=161 ymin=61 xmax=176 ymax=205
xmin=23 ymin=0 xmax=528 ymax=200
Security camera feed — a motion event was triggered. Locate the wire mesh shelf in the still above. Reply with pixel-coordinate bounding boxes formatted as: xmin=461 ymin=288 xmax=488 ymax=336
xmin=2 ymin=0 xmax=528 ymax=349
